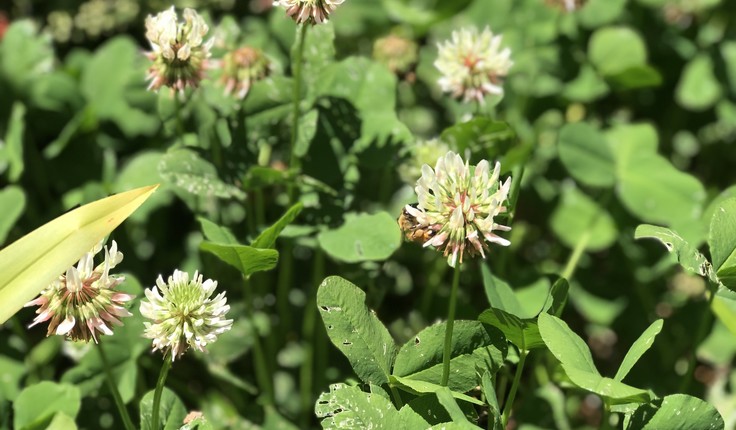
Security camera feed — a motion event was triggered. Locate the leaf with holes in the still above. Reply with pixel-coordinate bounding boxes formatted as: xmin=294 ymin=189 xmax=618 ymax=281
xmin=317 ymin=276 xmax=396 ymax=385
xmin=315 ymin=383 xmax=429 ymax=429
xmin=635 ymin=224 xmax=716 ymax=283
xmin=392 ymin=320 xmax=506 ymax=393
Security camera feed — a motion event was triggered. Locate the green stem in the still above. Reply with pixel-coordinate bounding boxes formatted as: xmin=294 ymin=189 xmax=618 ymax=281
xmin=151 ymin=352 xmax=173 ymax=430
xmin=501 ymin=348 xmax=528 ymax=427
xmin=678 ymin=286 xmax=716 ymax=393
xmin=561 ymin=228 xmax=591 ymax=280
xmin=289 ymin=23 xmax=309 ymax=173
xmin=300 ymin=248 xmax=325 ymax=428
xmin=97 ymin=344 xmax=135 ymax=430
xmin=174 ymin=94 xmax=185 ymax=143
xmin=600 ymin=400 xmax=611 ymax=430
xmin=390 ymin=385 xmax=404 ymax=409
xmin=244 ymin=277 xmax=275 ymax=405
xmin=441 ymin=264 xmax=462 ymax=386
xmin=276 ymin=241 xmax=295 ymax=339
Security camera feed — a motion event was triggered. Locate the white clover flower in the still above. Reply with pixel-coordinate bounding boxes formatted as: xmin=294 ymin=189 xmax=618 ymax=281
xmin=140 ymin=270 xmax=232 ymax=361
xmin=274 ymin=0 xmax=345 ymax=25
xmin=25 ymin=240 xmax=133 ymax=342
xmin=406 ymin=151 xmax=512 ymax=267
xmin=144 ymin=6 xmax=213 ymax=93
xmin=435 ymin=27 xmax=513 ymax=104
xmin=220 ymin=46 xmax=271 ymax=99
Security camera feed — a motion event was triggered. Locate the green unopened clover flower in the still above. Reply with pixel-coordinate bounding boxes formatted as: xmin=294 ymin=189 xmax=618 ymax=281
xmin=140 ymin=270 xmax=232 ymax=360
xmin=399 ymin=138 xmax=451 ymax=185
xmin=373 ymin=34 xmax=419 ymax=76
xmin=406 ymin=151 xmax=512 ymax=267
xmin=274 ymin=0 xmax=345 ymax=25
xmin=144 ymin=6 xmax=212 ymax=93
xmin=25 ymin=240 xmax=133 ymax=342
xmin=435 ymin=27 xmax=513 ymax=104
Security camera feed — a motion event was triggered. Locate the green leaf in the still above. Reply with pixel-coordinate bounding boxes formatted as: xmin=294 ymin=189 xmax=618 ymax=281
xmin=440 ymin=118 xmax=515 ymax=162
xmin=562 ymin=65 xmax=609 ymax=102
xmin=317 ymin=276 xmax=396 ymax=385
xmin=2 ymin=102 xmax=25 ymax=181
xmin=564 ymin=368 xmax=650 ymax=404
xmin=608 ymin=65 xmax=662 ymax=90
xmin=13 ymin=382 xmax=81 ymax=430
xmin=480 ymin=371 xmax=503 ymax=430
xmin=315 ymin=383 xmax=430 ymax=429
xmin=114 ymin=151 xmax=173 ymax=222
xmin=614 ymin=134 xmax=705 ymax=239
xmin=0 ymin=185 xmax=158 ymax=324
xmin=708 ymin=198 xmax=736 ymax=277
xmin=0 ymin=186 xmax=25 ymax=245
xmin=676 ymin=55 xmax=722 ymax=111
xmin=626 ymin=394 xmax=724 ymax=429
xmin=0 ymin=21 xmax=53 ymax=93
xmin=543 ymin=278 xmax=570 ymax=318
xmin=318 ymin=212 xmax=402 ymax=263
xmin=252 ymin=202 xmax=304 ymax=249
xmin=294 ymin=109 xmax=319 ymax=158
xmin=722 ymin=41 xmax=736 ymax=95
xmin=538 ymin=313 xmax=598 ymax=375
xmin=392 ymin=320 xmax=506 ymax=392
xmin=634 ymin=225 xmax=714 ymax=280
xmin=139 ymin=387 xmax=187 ymax=430
xmin=478 ymin=308 xmax=544 ymax=350
xmin=557 ymin=122 xmax=615 ymax=187
xmin=480 ymin=265 xmax=524 ymax=316
xmin=391 ymin=376 xmax=484 ymax=406
xmin=0 ymin=356 xmax=25 ymax=402
xmin=197 ymin=217 xmax=239 ymax=245
xmin=577 ymin=0 xmax=627 ymax=28
xmin=200 ymin=242 xmax=279 ymax=277
xmin=589 ymin=27 xmax=647 ymax=76
xmin=158 ymin=149 xmax=245 ymax=200
xmin=614 ymin=319 xmax=664 ymax=382
xmin=434 ymin=387 xmax=478 ymax=425
xmin=551 ymin=185 xmax=617 ymax=251
xmin=293 ymin=22 xmax=335 ymax=93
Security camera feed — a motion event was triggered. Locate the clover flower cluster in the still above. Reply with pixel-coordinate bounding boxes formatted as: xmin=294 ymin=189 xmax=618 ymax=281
xmin=406 ymin=151 xmax=512 ymax=267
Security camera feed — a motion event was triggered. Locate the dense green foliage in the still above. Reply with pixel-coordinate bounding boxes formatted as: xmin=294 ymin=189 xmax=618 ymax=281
xmin=1 ymin=0 xmax=736 ymax=428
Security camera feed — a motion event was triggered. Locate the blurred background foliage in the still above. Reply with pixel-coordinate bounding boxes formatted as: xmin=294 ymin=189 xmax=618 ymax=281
xmin=1 ymin=0 xmax=736 ymax=428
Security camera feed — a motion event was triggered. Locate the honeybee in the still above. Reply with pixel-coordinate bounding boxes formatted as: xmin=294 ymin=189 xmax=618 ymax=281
xmin=398 ymin=204 xmax=435 ymax=244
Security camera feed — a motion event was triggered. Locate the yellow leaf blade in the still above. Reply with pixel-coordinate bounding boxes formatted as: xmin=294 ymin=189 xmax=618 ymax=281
xmin=0 ymin=184 xmax=158 ymax=324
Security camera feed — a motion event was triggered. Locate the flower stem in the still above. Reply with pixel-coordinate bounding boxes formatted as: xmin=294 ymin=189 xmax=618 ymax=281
xmin=561 ymin=228 xmax=590 ymax=280
xmin=390 ymin=385 xmax=404 ymax=409
xmin=244 ymin=277 xmax=275 ymax=405
xmin=501 ymin=348 xmax=528 ymax=427
xmin=97 ymin=344 xmax=135 ymax=430
xmin=441 ymin=264 xmax=462 ymax=386
xmin=679 ymin=286 xmax=716 ymax=393
xmin=289 ymin=23 xmax=309 ymax=174
xmin=151 ymin=352 xmax=173 ymax=430
xmin=300 ymin=248 xmax=325 ymax=428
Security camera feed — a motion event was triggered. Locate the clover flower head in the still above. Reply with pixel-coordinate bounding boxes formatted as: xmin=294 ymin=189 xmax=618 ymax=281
xmin=373 ymin=34 xmax=419 ymax=76
xmin=399 ymin=138 xmax=451 ymax=185
xmin=435 ymin=27 xmax=513 ymax=104
xmin=25 ymin=240 xmax=133 ymax=342
xmin=140 ymin=270 xmax=232 ymax=361
xmin=144 ymin=6 xmax=213 ymax=93
xmin=406 ymin=151 xmax=512 ymax=267
xmin=274 ymin=0 xmax=345 ymax=25
xmin=220 ymin=46 xmax=271 ymax=99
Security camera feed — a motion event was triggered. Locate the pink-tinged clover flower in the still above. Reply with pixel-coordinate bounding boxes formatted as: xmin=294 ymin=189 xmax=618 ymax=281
xmin=140 ymin=270 xmax=232 ymax=361
xmin=435 ymin=27 xmax=513 ymax=104
xmin=25 ymin=240 xmax=133 ymax=343
xmin=220 ymin=46 xmax=271 ymax=99
xmin=406 ymin=151 xmax=512 ymax=267
xmin=274 ymin=0 xmax=345 ymax=25
xmin=144 ymin=7 xmax=212 ymax=93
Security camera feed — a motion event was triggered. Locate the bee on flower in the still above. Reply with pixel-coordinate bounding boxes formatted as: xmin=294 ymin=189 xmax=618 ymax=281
xmin=25 ymin=240 xmax=133 ymax=343
xmin=140 ymin=270 xmax=232 ymax=361
xmin=144 ymin=6 xmax=213 ymax=93
xmin=274 ymin=0 xmax=345 ymax=25
xmin=404 ymin=151 xmax=512 ymax=268
xmin=435 ymin=27 xmax=513 ymax=104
